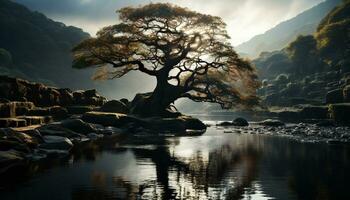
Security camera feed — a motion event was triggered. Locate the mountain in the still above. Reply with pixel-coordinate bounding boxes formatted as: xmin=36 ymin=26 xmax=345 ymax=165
xmin=255 ymin=0 xmax=350 ymax=107
xmin=0 ymin=0 xmax=95 ymax=88
xmin=0 ymin=0 xmax=156 ymax=100
xmin=235 ymin=0 xmax=342 ymax=58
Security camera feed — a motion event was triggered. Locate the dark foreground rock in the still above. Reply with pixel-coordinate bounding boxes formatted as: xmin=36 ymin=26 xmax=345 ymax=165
xmin=99 ymin=100 xmax=129 ymax=114
xmin=81 ymin=111 xmax=206 ymax=133
xmin=0 ymin=76 xmax=106 ymax=107
xmin=233 ymin=118 xmax=249 ymax=126
xmin=39 ymin=135 xmax=73 ymax=151
xmin=259 ymin=119 xmax=285 ymax=126
xmin=217 ymin=117 xmax=249 ymax=127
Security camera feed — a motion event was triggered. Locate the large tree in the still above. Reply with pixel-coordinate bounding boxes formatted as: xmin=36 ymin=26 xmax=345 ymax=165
xmin=72 ymin=3 xmax=260 ymax=116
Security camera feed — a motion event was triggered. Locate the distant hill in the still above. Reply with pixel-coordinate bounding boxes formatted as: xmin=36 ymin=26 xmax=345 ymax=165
xmin=235 ymin=0 xmax=342 ymax=58
xmin=0 ymin=0 xmax=94 ymax=88
xmin=0 ymin=0 xmax=156 ymax=100
xmin=253 ymin=0 xmax=350 ymax=107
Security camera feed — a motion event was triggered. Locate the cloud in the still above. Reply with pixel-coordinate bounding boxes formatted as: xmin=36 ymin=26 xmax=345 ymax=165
xmin=14 ymin=0 xmax=323 ymax=45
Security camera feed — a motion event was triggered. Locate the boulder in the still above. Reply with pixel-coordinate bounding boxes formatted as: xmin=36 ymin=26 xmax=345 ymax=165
xmin=60 ymin=119 xmax=96 ymax=134
xmin=84 ymin=89 xmax=97 ymax=98
xmin=82 ymin=111 xmax=206 ymax=133
xmin=57 ymin=88 xmax=74 ymax=106
xmin=179 ymin=116 xmax=207 ymax=131
xmin=1 ymin=129 xmax=38 ymax=148
xmin=0 ymin=140 xmax=30 ymax=153
xmin=38 ymin=124 xmax=84 ymax=139
xmin=343 ymin=85 xmax=350 ymax=102
xmin=66 ymin=106 xmax=96 ymax=115
xmin=259 ymin=119 xmax=285 ymax=126
xmin=329 ymin=103 xmax=350 ymax=125
xmin=144 ymin=116 xmax=206 ymax=133
xmin=81 ymin=111 xmax=140 ymax=127
xmin=49 ymin=106 xmax=68 ymax=119
xmin=72 ymin=90 xmax=85 ymax=104
xmin=99 ymin=100 xmax=129 ymax=114
xmin=217 ymin=121 xmax=233 ymax=126
xmin=39 ymin=135 xmax=73 ymax=151
xmin=161 ymin=108 xmax=183 ymax=118
xmin=119 ymin=98 xmax=130 ymax=108
xmin=232 ymin=117 xmax=249 ymax=126
xmin=326 ymin=89 xmax=344 ymax=104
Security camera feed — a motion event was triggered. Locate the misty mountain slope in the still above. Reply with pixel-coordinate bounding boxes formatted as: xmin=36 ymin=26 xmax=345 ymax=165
xmin=0 ymin=0 xmax=92 ymax=88
xmin=235 ymin=0 xmax=342 ymax=58
xmin=0 ymin=0 xmax=156 ymax=99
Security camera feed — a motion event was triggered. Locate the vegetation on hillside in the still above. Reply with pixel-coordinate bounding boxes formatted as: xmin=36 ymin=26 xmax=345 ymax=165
xmin=236 ymin=0 xmax=341 ymax=58
xmin=255 ymin=0 xmax=350 ymax=106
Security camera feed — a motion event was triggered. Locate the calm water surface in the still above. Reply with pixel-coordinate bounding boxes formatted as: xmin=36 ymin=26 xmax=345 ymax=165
xmin=0 ymin=125 xmax=350 ymax=200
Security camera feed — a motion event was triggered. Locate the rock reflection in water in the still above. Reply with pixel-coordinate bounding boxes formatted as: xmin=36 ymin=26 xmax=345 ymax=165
xmin=0 ymin=127 xmax=349 ymax=200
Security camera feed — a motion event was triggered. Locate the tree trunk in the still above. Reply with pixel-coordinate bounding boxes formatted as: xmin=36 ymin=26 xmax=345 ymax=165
xmin=130 ymin=71 xmax=183 ymax=116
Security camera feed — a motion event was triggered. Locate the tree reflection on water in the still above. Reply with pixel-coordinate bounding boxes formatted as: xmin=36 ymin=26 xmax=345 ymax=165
xmin=71 ymin=134 xmax=263 ymax=200
xmin=1 ymin=129 xmax=349 ymax=200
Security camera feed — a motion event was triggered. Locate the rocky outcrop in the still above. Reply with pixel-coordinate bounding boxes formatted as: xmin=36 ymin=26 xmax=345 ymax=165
xmin=0 ymin=102 xmax=35 ymax=118
xmin=39 ymin=135 xmax=73 ymax=151
xmin=343 ymin=85 xmax=350 ymax=102
xmin=259 ymin=119 xmax=285 ymax=126
xmin=0 ymin=76 xmax=108 ymax=129
xmin=233 ymin=118 xmax=249 ymax=126
xmin=0 ymin=76 xmax=106 ymax=107
xmin=81 ymin=111 xmax=206 ymax=133
xmin=217 ymin=117 xmax=249 ymax=127
xmin=99 ymin=100 xmax=129 ymax=114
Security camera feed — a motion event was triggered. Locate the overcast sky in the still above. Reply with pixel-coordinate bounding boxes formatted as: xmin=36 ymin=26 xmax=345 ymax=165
xmin=14 ymin=0 xmax=323 ymax=46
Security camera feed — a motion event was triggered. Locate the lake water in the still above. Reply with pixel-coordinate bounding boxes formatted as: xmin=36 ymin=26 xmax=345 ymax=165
xmin=1 ymin=125 xmax=350 ymax=200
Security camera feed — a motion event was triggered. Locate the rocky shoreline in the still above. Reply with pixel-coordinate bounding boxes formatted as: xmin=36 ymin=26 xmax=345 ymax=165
xmin=1 ymin=75 xmax=350 ymax=175
xmin=0 ymin=76 xmax=207 ymax=174
xmin=216 ymin=118 xmax=350 ymax=144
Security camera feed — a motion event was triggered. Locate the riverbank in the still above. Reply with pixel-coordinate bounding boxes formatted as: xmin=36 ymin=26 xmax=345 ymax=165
xmin=1 ymin=126 xmax=350 ymax=200
xmin=1 ymin=75 xmax=350 ymax=176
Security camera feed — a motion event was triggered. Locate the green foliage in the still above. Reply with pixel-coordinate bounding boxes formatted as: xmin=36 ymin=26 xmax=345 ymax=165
xmin=275 ymin=74 xmax=289 ymax=85
xmin=316 ymin=1 xmax=350 ymax=64
xmin=236 ymin=0 xmax=342 ymax=57
xmin=253 ymin=50 xmax=292 ymax=78
xmin=286 ymin=35 xmax=322 ymax=75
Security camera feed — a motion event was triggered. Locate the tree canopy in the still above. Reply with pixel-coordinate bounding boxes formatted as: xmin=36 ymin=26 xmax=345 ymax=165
xmin=316 ymin=0 xmax=350 ymax=64
xmin=286 ymin=35 xmax=323 ymax=75
xmin=73 ymin=3 xmax=260 ymax=114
